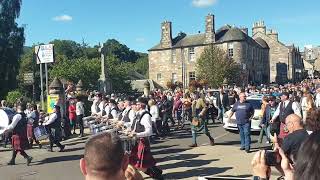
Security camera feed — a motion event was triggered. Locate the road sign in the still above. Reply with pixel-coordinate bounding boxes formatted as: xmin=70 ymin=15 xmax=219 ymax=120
xmin=47 ymin=95 xmax=59 ymax=113
xmin=35 ymin=44 xmax=54 ymax=64
xmin=23 ymin=72 xmax=34 ymax=84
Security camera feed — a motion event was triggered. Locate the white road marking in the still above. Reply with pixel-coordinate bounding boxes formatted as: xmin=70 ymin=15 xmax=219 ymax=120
xmin=214 ymin=132 xmax=230 ymax=140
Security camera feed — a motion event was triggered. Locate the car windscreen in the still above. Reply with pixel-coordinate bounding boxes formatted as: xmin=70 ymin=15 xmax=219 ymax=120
xmin=247 ymin=99 xmax=261 ymax=109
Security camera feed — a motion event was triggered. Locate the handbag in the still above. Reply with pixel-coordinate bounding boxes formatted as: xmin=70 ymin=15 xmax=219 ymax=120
xmin=192 ymin=117 xmax=201 ymax=127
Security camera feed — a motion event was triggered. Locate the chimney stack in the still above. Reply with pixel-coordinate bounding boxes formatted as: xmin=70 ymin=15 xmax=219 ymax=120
xmin=252 ymin=20 xmax=266 ymax=36
xmin=267 ymin=29 xmax=278 ymax=42
xmin=160 ymin=21 xmax=172 ymax=48
xmin=205 ymin=14 xmax=215 ymax=44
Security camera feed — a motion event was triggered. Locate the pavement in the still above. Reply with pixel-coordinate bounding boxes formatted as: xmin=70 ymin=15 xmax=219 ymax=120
xmin=0 ymin=123 xmax=281 ymax=180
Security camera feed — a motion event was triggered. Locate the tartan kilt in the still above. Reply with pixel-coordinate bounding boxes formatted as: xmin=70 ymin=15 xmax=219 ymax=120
xmin=279 ymin=122 xmax=289 ymax=139
xmin=129 ymin=138 xmax=156 ymax=169
xmin=12 ymin=133 xmax=29 ymax=151
xmin=27 ymin=124 xmax=33 ymax=139
xmin=47 ymin=127 xmax=62 ymax=142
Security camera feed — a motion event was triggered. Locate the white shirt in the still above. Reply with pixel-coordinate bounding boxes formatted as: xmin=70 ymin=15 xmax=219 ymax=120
xmin=300 ymin=97 xmax=308 ymax=111
xmin=134 ymin=110 xmax=153 ymax=138
xmin=121 ymin=106 xmax=136 ymax=128
xmin=91 ymin=100 xmax=99 ymax=115
xmin=5 ymin=114 xmax=22 ymax=131
xmin=109 ymin=105 xmax=118 ymax=119
xmin=149 ymin=105 xmax=159 ymax=122
xmin=76 ymin=101 xmax=84 ymax=115
xmin=272 ymin=100 xmax=302 ymax=120
xmin=44 ymin=113 xmax=58 ymax=125
xmin=316 ymin=93 xmax=320 ymax=108
xmin=27 ymin=110 xmax=37 ymax=124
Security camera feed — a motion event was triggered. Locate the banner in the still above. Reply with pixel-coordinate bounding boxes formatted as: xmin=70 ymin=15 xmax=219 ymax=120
xmin=47 ymin=95 xmax=60 ymax=113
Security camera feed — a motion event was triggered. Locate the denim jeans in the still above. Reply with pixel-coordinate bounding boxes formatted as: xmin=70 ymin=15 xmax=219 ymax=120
xmin=259 ymin=125 xmax=270 ymax=143
xmin=191 ymin=109 xmax=214 ymax=144
xmin=216 ymin=107 xmax=225 ymax=121
xmin=238 ymin=122 xmax=251 ymax=150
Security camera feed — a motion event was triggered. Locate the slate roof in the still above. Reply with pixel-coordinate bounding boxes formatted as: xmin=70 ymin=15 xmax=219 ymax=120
xmin=255 ymin=37 xmax=269 ymax=49
xmin=149 ymin=24 xmax=260 ymax=51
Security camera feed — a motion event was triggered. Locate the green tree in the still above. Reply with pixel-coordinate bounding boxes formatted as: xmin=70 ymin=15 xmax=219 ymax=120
xmin=0 ymin=0 xmax=25 ymax=99
xmin=196 ymin=45 xmax=241 ymax=88
xmin=50 ymin=39 xmax=85 ymax=60
xmin=103 ymin=39 xmax=139 ymax=62
xmin=49 ymin=57 xmax=101 ymax=88
xmin=133 ymin=54 xmax=148 ymax=77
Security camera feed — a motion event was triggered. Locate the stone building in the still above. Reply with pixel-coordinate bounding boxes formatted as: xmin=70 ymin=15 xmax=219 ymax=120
xmin=303 ymin=45 xmax=320 ymax=74
xmin=252 ymin=21 xmax=304 ymax=84
xmin=148 ymin=14 xmax=270 ymax=88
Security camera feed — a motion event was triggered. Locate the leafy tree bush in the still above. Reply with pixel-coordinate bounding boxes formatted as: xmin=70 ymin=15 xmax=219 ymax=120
xmin=196 ymin=45 xmax=241 ymax=88
xmin=6 ymin=90 xmax=23 ymax=107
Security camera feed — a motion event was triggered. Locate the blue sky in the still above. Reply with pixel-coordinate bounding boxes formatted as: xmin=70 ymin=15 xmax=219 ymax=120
xmin=17 ymin=0 xmax=320 ymax=53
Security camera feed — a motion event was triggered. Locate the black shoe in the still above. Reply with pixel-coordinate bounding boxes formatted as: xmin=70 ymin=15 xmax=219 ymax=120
xmin=210 ymin=139 xmax=215 ymax=146
xmin=47 ymin=148 xmax=53 ymax=152
xmin=245 ymin=149 xmax=250 ymax=153
xmin=7 ymin=161 xmax=15 ymax=166
xmin=240 ymin=147 xmax=245 ymax=150
xmin=26 ymin=156 xmax=33 ymax=166
xmin=59 ymin=145 xmax=65 ymax=152
xmin=189 ymin=143 xmax=198 ymax=148
xmin=38 ymin=144 xmax=42 ymax=149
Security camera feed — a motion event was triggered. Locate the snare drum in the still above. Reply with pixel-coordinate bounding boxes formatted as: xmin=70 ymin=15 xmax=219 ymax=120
xmin=34 ymin=126 xmax=49 ymax=141
xmin=91 ymin=124 xmax=112 ymax=135
xmin=120 ymin=135 xmax=136 ymax=153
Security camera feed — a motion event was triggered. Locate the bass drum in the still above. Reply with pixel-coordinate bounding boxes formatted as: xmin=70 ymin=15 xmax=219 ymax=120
xmin=0 ymin=108 xmax=16 ymax=134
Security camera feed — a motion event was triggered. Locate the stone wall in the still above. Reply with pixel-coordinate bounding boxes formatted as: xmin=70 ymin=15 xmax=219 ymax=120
xmin=149 ymin=40 xmax=269 ymax=87
xmin=253 ymin=32 xmax=290 ymax=83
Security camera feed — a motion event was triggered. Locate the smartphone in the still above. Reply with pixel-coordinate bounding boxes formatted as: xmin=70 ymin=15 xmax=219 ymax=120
xmin=265 ymin=150 xmax=281 ymax=166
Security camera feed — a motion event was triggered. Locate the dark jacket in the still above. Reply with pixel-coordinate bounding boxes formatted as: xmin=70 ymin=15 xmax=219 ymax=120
xmin=216 ymin=93 xmax=229 ymax=109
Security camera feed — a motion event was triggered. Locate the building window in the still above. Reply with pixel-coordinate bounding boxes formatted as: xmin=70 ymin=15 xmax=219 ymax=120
xmin=188 ymin=47 xmax=195 ymax=62
xmin=172 ymin=49 xmax=176 ymax=63
xmin=172 ymin=73 xmax=177 ymax=83
xmin=157 ymin=73 xmax=161 ymax=81
xmin=228 ymin=43 xmax=234 ymax=57
xmin=189 ymin=71 xmax=196 ymax=81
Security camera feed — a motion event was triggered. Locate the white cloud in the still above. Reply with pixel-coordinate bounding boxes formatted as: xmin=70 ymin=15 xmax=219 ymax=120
xmin=192 ymin=0 xmax=217 ymax=7
xmin=135 ymin=37 xmax=146 ymax=43
xmin=52 ymin=14 xmax=73 ymax=22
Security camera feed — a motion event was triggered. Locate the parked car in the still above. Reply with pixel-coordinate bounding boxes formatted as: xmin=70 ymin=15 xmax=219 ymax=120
xmin=222 ymin=95 xmax=262 ymax=132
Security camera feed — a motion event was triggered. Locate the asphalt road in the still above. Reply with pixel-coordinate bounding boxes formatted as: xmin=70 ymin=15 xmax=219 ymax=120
xmin=0 ymin=122 xmax=271 ymax=180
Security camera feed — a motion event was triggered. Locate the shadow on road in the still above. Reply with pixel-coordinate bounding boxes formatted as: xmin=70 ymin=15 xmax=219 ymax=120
xmin=33 ymin=154 xmax=83 ymax=165
xmin=164 ymin=166 xmax=233 ymax=179
xmin=156 ymin=153 xmax=206 ymax=163
xmin=152 ymin=148 xmax=189 ymax=156
xmin=159 ymin=158 xmax=219 ymax=170
xmin=215 ymin=140 xmax=258 ymax=146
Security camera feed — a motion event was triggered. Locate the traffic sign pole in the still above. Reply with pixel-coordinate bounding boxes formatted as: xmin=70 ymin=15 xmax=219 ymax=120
xmin=40 ymin=63 xmax=44 ymax=110
xmin=45 ymin=63 xmax=48 ymax=96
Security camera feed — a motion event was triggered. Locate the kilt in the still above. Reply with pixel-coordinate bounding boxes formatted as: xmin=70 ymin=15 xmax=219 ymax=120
xmin=129 ymin=138 xmax=156 ymax=169
xmin=12 ymin=133 xmax=29 ymax=151
xmin=47 ymin=127 xmax=62 ymax=142
xmin=278 ymin=122 xmax=289 ymax=139
xmin=27 ymin=124 xmax=33 ymax=139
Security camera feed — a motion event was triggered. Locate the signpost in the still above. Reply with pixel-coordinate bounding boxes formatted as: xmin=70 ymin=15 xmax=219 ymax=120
xmin=23 ymin=72 xmax=34 ymax=84
xmin=34 ymin=44 xmax=54 ymax=111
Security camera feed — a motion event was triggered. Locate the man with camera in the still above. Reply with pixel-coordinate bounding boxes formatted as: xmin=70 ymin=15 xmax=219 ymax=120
xmin=252 ymin=114 xmax=308 ymax=180
xmin=273 ymin=114 xmax=308 ymax=163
